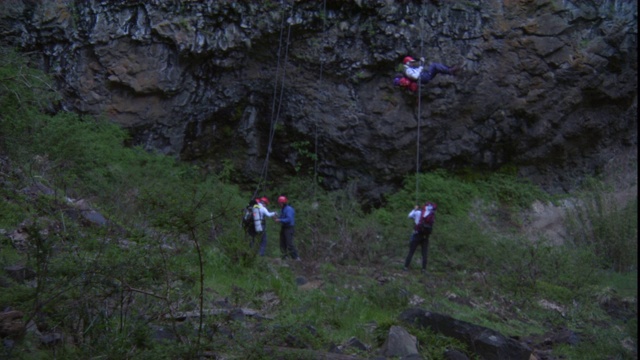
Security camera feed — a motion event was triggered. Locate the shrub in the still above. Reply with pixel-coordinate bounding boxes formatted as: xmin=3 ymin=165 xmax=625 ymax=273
xmin=477 ymin=172 xmax=549 ymax=208
xmin=0 ymin=195 xmax=25 ymax=229
xmin=565 ymin=178 xmax=638 ymax=272
xmin=0 ymin=48 xmax=61 ymax=159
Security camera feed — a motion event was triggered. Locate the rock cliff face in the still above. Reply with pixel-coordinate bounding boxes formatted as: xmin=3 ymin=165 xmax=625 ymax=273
xmin=1 ymin=0 xmax=637 ymax=201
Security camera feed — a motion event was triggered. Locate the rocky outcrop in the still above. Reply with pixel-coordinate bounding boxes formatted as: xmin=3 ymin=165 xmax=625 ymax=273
xmin=400 ymin=308 xmax=532 ymax=360
xmin=0 ymin=0 xmax=636 ymax=202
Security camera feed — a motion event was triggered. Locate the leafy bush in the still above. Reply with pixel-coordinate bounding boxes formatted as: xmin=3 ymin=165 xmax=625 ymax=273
xmin=431 ymin=215 xmax=495 ymax=272
xmin=477 ymin=172 xmax=549 ymax=208
xmin=0 ymin=196 xmax=25 ymax=229
xmin=0 ymin=49 xmax=61 ymax=159
xmin=393 ymin=170 xmax=479 ymax=217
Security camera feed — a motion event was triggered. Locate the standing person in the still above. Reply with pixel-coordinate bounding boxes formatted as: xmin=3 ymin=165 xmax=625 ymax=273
xmin=275 ymin=195 xmax=300 ymax=261
xmin=403 ymin=201 xmax=437 ymax=273
xmin=402 ymin=56 xmax=459 ymax=85
xmin=408 ymin=204 xmax=422 ymax=244
xmin=252 ymin=196 xmax=278 ymax=256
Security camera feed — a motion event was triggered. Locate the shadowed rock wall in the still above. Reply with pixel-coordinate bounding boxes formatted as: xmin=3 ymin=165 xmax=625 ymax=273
xmin=1 ymin=0 xmax=636 ymax=202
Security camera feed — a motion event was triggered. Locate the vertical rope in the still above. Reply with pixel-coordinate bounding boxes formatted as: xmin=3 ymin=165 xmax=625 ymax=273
xmin=313 ymin=0 xmax=327 ymax=199
xmin=265 ymin=19 xmax=292 ymax=185
xmin=415 ymin=7 xmax=426 ymax=203
xmin=254 ymin=0 xmax=291 ymax=198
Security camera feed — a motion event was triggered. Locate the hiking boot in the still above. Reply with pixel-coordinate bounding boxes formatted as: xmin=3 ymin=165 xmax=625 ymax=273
xmin=294 ymin=257 xmax=302 ymax=262
xmin=402 ymin=267 xmax=409 ymax=272
xmin=421 ymin=269 xmax=426 ymax=274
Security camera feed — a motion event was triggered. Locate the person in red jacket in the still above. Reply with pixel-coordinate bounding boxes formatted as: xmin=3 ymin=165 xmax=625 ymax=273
xmin=403 ymin=201 xmax=437 ymax=273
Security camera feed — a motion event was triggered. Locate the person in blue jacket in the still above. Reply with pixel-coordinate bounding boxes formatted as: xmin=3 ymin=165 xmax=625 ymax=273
xmin=275 ymin=195 xmax=301 ymax=261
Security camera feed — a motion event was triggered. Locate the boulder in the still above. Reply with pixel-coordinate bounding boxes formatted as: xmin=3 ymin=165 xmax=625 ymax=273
xmin=381 ymin=325 xmax=418 ymax=358
xmin=400 ymin=308 xmax=531 ymax=360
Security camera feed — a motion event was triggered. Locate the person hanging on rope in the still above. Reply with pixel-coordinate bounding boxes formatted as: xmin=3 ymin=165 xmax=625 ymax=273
xmin=394 ymin=56 xmax=460 ymax=92
xmin=403 ymin=56 xmax=460 ymax=85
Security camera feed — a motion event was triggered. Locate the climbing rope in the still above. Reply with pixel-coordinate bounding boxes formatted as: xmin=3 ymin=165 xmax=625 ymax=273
xmin=253 ymin=0 xmax=293 ymax=198
xmin=313 ymin=0 xmax=327 ymax=199
xmin=415 ymin=7 xmax=426 ymax=204
xmin=265 ymin=19 xmax=292 ymax=182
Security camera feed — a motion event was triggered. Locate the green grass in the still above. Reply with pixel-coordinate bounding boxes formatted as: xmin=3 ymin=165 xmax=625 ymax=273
xmin=554 ymin=326 xmax=634 ymax=360
xmin=596 ymin=270 xmax=638 ymax=298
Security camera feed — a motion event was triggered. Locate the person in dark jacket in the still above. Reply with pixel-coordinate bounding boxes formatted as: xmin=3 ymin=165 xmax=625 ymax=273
xmin=275 ymin=195 xmax=300 ymax=261
xmin=403 ymin=201 xmax=437 ymax=273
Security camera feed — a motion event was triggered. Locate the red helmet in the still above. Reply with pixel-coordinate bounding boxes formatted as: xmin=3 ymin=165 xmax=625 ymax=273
xmin=403 ymin=56 xmax=415 ymax=65
xmin=277 ymin=196 xmax=288 ymax=204
xmin=408 ymin=82 xmax=418 ymax=92
xmin=260 ymin=196 xmax=270 ymax=205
